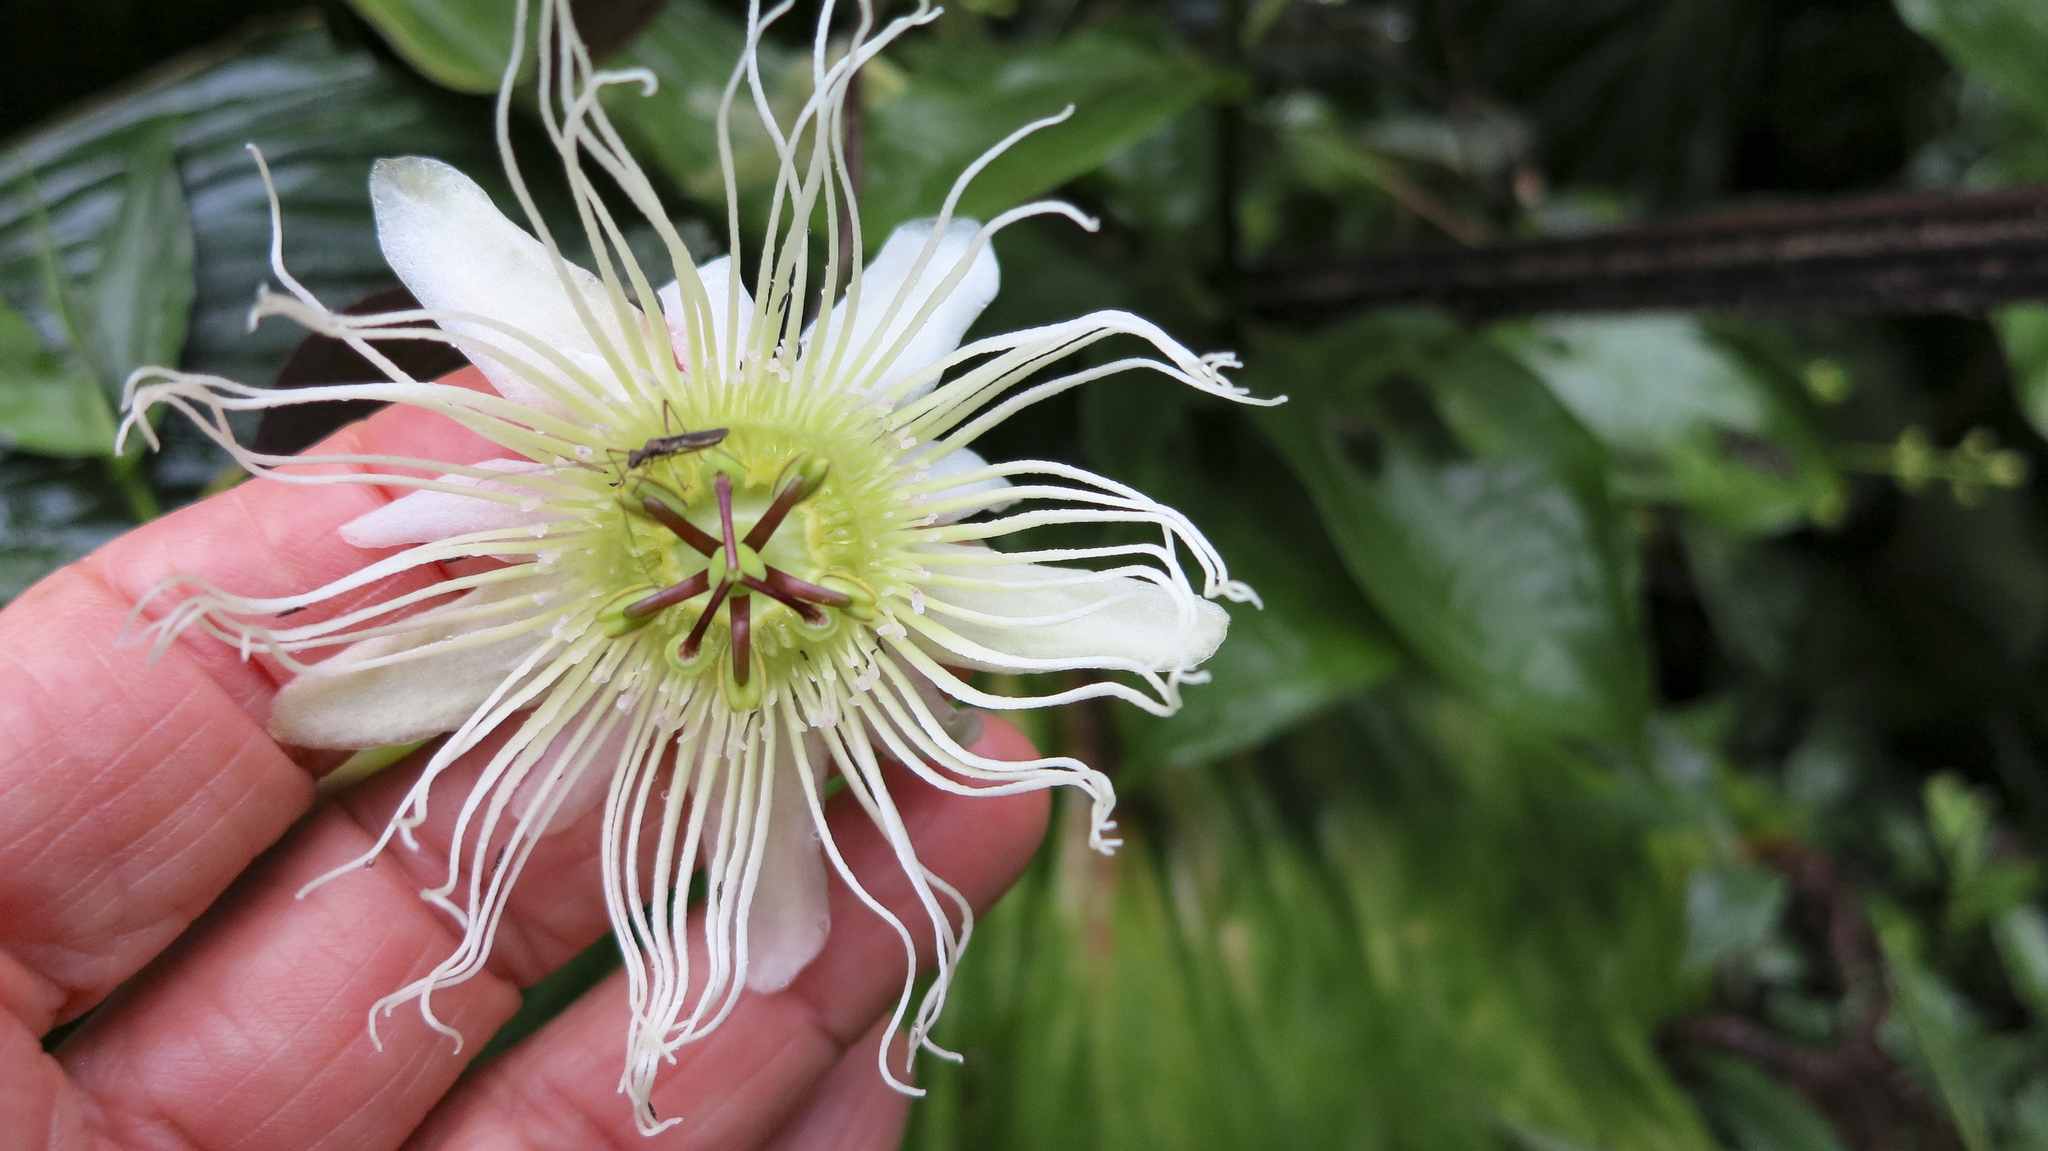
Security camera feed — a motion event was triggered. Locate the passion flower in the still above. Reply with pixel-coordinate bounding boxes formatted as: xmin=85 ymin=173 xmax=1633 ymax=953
xmin=120 ymin=0 xmax=1277 ymax=1132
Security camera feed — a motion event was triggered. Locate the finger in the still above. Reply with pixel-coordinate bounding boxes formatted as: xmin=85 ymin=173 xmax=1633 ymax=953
xmin=86 ymin=366 xmax=509 ymax=712
xmin=50 ymin=796 xmax=520 ymax=1151
xmin=0 ymin=372 xmax=502 ymax=1030
xmin=756 ymin=1016 xmax=914 ymax=1151
xmin=48 ymin=714 xmax=1038 ymax=1151
xmin=39 ymin=683 xmax=613 ymax=1151
xmin=405 ymin=718 xmax=1051 ymax=1150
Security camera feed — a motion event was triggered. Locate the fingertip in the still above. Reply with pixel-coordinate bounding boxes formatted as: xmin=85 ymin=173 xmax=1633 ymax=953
xmin=965 ymin=713 xmax=1037 ymax=763
xmin=925 ymin=714 xmax=1051 ymax=881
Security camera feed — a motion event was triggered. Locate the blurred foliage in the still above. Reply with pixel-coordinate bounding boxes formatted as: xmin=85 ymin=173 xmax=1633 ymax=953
xmin=12 ymin=0 xmax=2048 ymax=1148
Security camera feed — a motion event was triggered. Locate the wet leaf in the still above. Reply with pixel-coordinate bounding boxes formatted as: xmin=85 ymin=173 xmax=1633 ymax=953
xmin=1252 ymin=321 xmax=1649 ymax=746
xmin=1993 ymin=302 xmax=2048 ymax=442
xmin=860 ymin=30 xmax=1221 ymax=241
xmin=1896 ymin=0 xmax=2048 ymax=135
xmin=1501 ymin=315 xmax=1840 ymax=535
xmin=346 ymin=0 xmax=516 ymax=93
xmin=0 ymin=17 xmax=498 ymax=389
xmin=56 ymin=121 xmax=196 ymax=396
xmin=1692 ymin=1054 xmax=1849 ymax=1151
xmin=1118 ymin=475 xmax=1400 ymax=774
xmin=1682 ymin=861 xmax=1788 ymax=975
xmin=0 ymin=294 xmax=113 ymax=457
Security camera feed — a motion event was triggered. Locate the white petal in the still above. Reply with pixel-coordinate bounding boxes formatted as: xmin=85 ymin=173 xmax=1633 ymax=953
xmin=340 ymin=459 xmax=560 ymax=550
xmin=371 ymin=157 xmax=634 ymax=416
xmin=826 ymin=217 xmax=997 ymax=401
xmin=741 ymin=744 xmax=832 ymax=993
xmin=917 ymin=557 xmax=1228 ymax=675
xmin=269 ymin=578 xmax=555 ymax=750
xmin=916 ymin=446 xmax=1016 ymax=525
xmin=659 ymin=255 xmax=754 ymax=376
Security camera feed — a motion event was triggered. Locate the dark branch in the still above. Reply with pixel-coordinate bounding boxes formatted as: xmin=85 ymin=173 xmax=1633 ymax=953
xmin=1246 ymin=184 xmax=2048 ymax=319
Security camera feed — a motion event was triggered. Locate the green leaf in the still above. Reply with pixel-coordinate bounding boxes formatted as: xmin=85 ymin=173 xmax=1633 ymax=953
xmin=0 ymin=293 xmax=114 ymax=457
xmin=0 ymin=453 xmax=132 ymax=602
xmin=1679 ymin=523 xmax=1819 ymax=678
xmin=861 ymin=30 xmax=1221 ymax=242
xmin=1925 ymin=773 xmax=1990 ymax=873
xmin=607 ymin=0 xmax=751 ymax=202
xmin=1501 ymin=315 xmax=1840 ymax=535
xmin=345 ymin=0 xmax=516 ymax=94
xmin=916 ymin=693 xmax=1715 ymax=1151
xmin=2014 ymin=1077 xmax=2048 ymax=1151
xmin=1993 ymin=302 xmax=2048 ymax=442
xmin=1993 ymin=904 xmax=2048 ymax=1026
xmin=1927 ymin=773 xmax=2044 ymax=934
xmin=1119 ymin=476 xmax=1400 ymax=774
xmin=1870 ymin=899 xmax=1997 ymax=1151
xmin=0 ymin=16 xmax=500 ymax=390
xmin=1682 ymin=861 xmax=1788 ymax=975
xmin=0 ymin=545 xmax=78 ymax=602
xmin=612 ymin=16 xmax=1222 ymax=245
xmin=1692 ymin=1054 xmax=1849 ymax=1151
xmin=1054 ymin=327 xmax=1399 ymax=775
xmin=1896 ymin=0 xmax=2048 ymax=135
xmin=1253 ymin=320 xmax=1649 ymax=746
xmin=75 ymin=122 xmax=195 ymax=394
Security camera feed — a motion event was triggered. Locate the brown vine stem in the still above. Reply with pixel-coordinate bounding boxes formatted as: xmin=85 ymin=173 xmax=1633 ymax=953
xmin=1248 ymin=184 xmax=2048 ymax=319
xmin=1676 ymin=844 xmax=1963 ymax=1151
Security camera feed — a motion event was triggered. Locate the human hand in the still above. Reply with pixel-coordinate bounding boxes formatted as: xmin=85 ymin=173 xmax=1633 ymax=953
xmin=0 ymin=377 xmax=1050 ymax=1150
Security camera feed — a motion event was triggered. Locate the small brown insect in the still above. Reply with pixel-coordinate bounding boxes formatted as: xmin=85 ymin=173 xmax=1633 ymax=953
xmin=626 ymin=427 xmax=729 ymax=468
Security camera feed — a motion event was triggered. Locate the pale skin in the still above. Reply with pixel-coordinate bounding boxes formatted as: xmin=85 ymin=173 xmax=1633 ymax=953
xmin=0 ymin=367 xmax=1050 ymax=1151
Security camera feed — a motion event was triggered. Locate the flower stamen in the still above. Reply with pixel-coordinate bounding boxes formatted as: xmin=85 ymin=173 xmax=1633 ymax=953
xmin=625 ymin=455 xmax=854 ymax=642
xmin=744 ymin=457 xmax=826 ymax=549
xmin=624 ymin=571 xmax=712 ymax=619
xmin=679 ymin=580 xmax=734 ymax=660
xmin=638 ymin=487 xmax=720 ymax=555
xmin=754 ymin=569 xmax=852 ymax=608
xmin=729 ymin=590 xmax=753 ymax=686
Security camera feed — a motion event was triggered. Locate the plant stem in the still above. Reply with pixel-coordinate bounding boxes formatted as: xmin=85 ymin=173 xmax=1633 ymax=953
xmin=107 ymin=454 xmax=161 ymax=522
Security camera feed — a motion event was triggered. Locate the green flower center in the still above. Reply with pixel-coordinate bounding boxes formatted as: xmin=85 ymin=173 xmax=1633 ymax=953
xmin=591 ymin=414 xmax=902 ymax=711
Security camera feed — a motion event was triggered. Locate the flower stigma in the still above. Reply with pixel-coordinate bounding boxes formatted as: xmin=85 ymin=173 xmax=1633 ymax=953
xmin=114 ymin=0 xmax=1283 ymax=1134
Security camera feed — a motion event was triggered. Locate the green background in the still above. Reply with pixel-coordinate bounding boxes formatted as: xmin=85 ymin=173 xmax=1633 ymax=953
xmin=10 ymin=0 xmax=2048 ymax=1147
